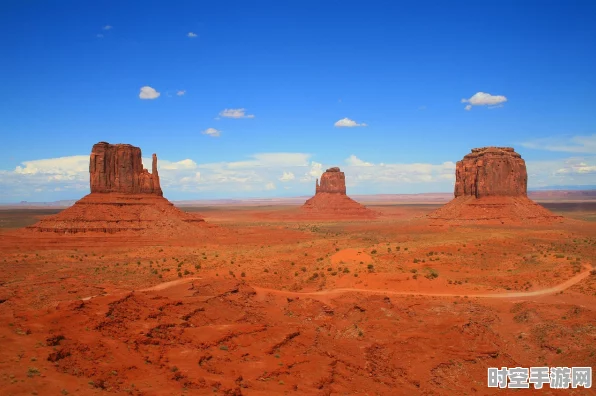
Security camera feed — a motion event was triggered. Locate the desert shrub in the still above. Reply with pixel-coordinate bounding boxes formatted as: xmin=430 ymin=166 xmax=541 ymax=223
xmin=425 ymin=269 xmax=439 ymax=280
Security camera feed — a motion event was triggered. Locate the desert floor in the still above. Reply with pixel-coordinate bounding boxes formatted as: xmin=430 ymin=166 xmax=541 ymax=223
xmin=0 ymin=203 xmax=595 ymax=395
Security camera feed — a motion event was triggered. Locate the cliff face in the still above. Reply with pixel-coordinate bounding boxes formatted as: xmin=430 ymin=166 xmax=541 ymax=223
xmin=429 ymin=146 xmax=562 ymax=225
xmin=89 ymin=142 xmax=162 ymax=195
xmin=454 ymin=147 xmax=527 ymax=198
xmin=315 ymin=167 xmax=347 ymax=195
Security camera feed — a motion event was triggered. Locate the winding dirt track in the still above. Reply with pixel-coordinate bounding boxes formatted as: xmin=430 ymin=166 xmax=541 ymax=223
xmin=130 ymin=267 xmax=593 ymax=300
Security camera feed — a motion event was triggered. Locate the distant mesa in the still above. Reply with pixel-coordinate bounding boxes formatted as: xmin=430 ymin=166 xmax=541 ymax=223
xmin=302 ymin=167 xmax=376 ymax=218
xmin=27 ymin=142 xmax=207 ymax=235
xmin=429 ymin=147 xmax=563 ymax=224
xmin=315 ymin=167 xmax=346 ymax=195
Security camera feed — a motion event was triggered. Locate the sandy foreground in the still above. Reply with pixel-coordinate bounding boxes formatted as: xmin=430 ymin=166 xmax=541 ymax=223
xmin=0 ymin=203 xmax=595 ymax=395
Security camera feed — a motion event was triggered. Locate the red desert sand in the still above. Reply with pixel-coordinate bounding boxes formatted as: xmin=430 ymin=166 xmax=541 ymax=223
xmin=0 ymin=145 xmax=595 ymax=395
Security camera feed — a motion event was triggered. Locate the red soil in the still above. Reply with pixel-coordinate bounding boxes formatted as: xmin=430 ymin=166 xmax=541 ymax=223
xmin=1 ymin=204 xmax=595 ymax=395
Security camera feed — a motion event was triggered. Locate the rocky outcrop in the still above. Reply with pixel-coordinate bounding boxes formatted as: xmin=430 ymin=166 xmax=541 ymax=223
xmin=315 ymin=167 xmax=347 ymax=195
xmin=454 ymin=147 xmax=527 ymax=198
xmin=27 ymin=142 xmax=208 ymax=235
xmin=90 ymin=142 xmax=162 ymax=195
xmin=303 ymin=167 xmax=376 ymax=218
xmin=429 ymin=147 xmax=562 ymax=225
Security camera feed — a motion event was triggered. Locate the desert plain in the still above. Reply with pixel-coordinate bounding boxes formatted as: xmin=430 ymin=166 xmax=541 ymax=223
xmin=0 ymin=197 xmax=595 ymax=396
xmin=1 ymin=145 xmax=596 ymax=396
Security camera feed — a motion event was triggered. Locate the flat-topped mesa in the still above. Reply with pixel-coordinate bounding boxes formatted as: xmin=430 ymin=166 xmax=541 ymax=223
xmin=315 ymin=167 xmax=347 ymax=195
xmin=454 ymin=147 xmax=527 ymax=198
xmin=90 ymin=142 xmax=162 ymax=196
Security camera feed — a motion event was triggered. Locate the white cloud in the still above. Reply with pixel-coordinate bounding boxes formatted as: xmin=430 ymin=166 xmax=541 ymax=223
xmin=103 ymin=25 xmax=112 ymax=30
xmin=519 ymin=134 xmax=596 ymax=154
xmin=139 ymin=86 xmax=160 ymax=100
xmin=219 ymin=108 xmax=255 ymax=119
xmin=96 ymin=34 xmax=104 ymax=38
xmin=279 ymin=171 xmax=295 ymax=182
xmin=176 ymin=90 xmax=186 ymax=96
xmin=300 ymin=161 xmax=323 ymax=182
xmin=202 ymin=128 xmax=221 ymax=137
xmin=187 ymin=32 xmax=198 ymax=38
xmin=461 ymin=92 xmax=507 ymax=110
xmin=3 ymin=150 xmax=595 ymax=202
xmin=14 ymin=156 xmax=89 ymax=176
xmin=334 ymin=118 xmax=367 ymax=127
xmin=464 ymin=104 xmax=472 ymax=111
xmin=158 ymin=159 xmax=198 ymax=170
xmin=346 ymin=155 xmax=373 ymax=167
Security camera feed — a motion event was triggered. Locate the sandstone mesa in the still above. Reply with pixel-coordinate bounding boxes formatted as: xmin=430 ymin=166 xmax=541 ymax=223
xmin=27 ymin=142 xmax=206 ymax=234
xmin=429 ymin=147 xmax=562 ymax=224
xmin=90 ymin=142 xmax=163 ymax=195
xmin=302 ymin=167 xmax=376 ymax=218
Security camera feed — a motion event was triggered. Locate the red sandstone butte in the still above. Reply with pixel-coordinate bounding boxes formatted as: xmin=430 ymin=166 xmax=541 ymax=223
xmin=27 ymin=142 xmax=207 ymax=234
xmin=90 ymin=142 xmax=163 ymax=195
xmin=454 ymin=147 xmax=527 ymax=198
xmin=429 ymin=147 xmax=562 ymax=224
xmin=316 ymin=167 xmax=347 ymax=194
xmin=302 ymin=167 xmax=376 ymax=218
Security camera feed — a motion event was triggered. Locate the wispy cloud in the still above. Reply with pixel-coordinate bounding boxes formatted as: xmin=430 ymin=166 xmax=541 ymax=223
xmin=519 ymin=134 xmax=596 ymax=153
xmin=3 ymin=151 xmax=595 ymax=201
xmin=279 ymin=171 xmax=295 ymax=182
xmin=96 ymin=34 xmax=104 ymax=38
xmin=345 ymin=155 xmax=373 ymax=166
xmin=334 ymin=118 xmax=367 ymax=127
xmin=103 ymin=25 xmax=113 ymax=30
xmin=219 ymin=108 xmax=255 ymax=119
xmin=202 ymin=128 xmax=221 ymax=137
xmin=187 ymin=32 xmax=198 ymax=38
xmin=176 ymin=90 xmax=186 ymax=96
xmin=461 ymin=92 xmax=507 ymax=110
xmin=139 ymin=86 xmax=160 ymax=100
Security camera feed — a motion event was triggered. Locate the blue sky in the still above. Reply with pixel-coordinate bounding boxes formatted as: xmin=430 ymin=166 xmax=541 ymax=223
xmin=1 ymin=0 xmax=595 ymax=202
